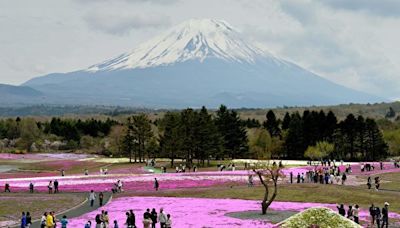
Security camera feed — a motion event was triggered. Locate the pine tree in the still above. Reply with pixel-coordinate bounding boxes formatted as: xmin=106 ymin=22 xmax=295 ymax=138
xmin=285 ymin=112 xmax=304 ymax=159
xmin=196 ymin=106 xmax=222 ymax=166
xmin=159 ymin=112 xmax=183 ymax=168
xmin=130 ymin=114 xmax=153 ymax=163
xmin=365 ymin=118 xmax=388 ymax=161
xmin=281 ymin=112 xmax=291 ymax=130
xmin=215 ymin=105 xmax=248 ymax=159
xmin=264 ymin=110 xmax=281 ymax=137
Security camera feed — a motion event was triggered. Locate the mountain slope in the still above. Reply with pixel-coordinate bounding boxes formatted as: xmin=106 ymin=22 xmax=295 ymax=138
xmin=23 ymin=19 xmax=383 ymax=108
xmin=0 ymin=84 xmax=46 ymax=105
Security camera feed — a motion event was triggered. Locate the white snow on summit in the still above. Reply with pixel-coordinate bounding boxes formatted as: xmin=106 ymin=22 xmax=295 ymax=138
xmin=87 ymin=19 xmax=280 ymax=72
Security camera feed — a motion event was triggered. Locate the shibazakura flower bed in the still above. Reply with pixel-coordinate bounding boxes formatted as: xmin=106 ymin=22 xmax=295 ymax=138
xmin=67 ymin=197 xmax=400 ymax=228
xmin=0 ymin=167 xmax=309 ymax=192
xmin=0 ymin=172 xmax=246 ymax=192
xmin=279 ymin=207 xmax=361 ymax=228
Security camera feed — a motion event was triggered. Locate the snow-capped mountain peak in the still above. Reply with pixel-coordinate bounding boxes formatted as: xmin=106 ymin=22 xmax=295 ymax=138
xmin=87 ymin=18 xmax=271 ymax=72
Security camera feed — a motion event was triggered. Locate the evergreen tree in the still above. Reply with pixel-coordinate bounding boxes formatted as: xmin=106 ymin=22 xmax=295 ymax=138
xmin=180 ymin=108 xmax=198 ymax=166
xmin=264 ymin=110 xmax=281 ymax=137
xmin=281 ymin=112 xmax=291 ymax=130
xmin=285 ymin=112 xmax=304 ymax=159
xmin=158 ymin=112 xmax=183 ymax=167
xmin=365 ymin=118 xmax=388 ymax=161
xmin=130 ymin=114 xmax=153 ymax=163
xmin=196 ymin=107 xmax=222 ymax=166
xmin=215 ymin=105 xmax=248 ymax=159
xmin=122 ymin=117 xmax=135 ymax=163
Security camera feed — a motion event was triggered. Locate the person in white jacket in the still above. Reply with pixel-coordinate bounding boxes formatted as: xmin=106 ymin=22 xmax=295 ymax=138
xmin=89 ymin=190 xmax=96 ymax=207
xmin=158 ymin=208 xmax=167 ymax=228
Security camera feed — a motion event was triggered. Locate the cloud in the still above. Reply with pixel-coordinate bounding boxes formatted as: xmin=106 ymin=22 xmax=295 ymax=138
xmin=321 ymin=0 xmax=400 ymax=17
xmin=83 ymin=12 xmax=170 ymax=35
xmin=75 ymin=0 xmax=179 ymax=5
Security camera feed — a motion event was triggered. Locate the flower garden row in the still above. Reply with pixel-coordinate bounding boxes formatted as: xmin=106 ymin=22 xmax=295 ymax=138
xmin=67 ymin=197 xmax=400 ymax=227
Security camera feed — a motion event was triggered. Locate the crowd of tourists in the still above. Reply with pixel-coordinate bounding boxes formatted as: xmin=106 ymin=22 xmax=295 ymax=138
xmin=336 ymin=202 xmax=390 ymax=228
xmin=289 ymin=162 xmax=352 ymax=185
xmin=86 ymin=208 xmax=172 ymax=228
xmin=39 ymin=212 xmax=68 ymax=228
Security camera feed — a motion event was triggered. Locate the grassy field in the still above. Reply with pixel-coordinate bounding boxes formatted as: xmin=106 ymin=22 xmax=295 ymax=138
xmin=357 ymin=172 xmax=400 ymax=191
xmin=0 ymin=192 xmax=84 ymax=224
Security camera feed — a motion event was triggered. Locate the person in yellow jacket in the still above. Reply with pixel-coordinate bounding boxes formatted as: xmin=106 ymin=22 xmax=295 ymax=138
xmin=46 ymin=212 xmax=54 ymax=228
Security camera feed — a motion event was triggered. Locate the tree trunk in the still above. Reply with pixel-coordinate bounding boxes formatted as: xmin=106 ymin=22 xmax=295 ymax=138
xmin=257 ymin=171 xmax=278 ymax=215
xmin=170 ymin=153 xmax=174 ymax=168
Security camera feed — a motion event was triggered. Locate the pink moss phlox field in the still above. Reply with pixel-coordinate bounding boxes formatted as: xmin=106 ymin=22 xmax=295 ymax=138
xmin=0 ymin=171 xmax=248 ymax=192
xmin=67 ymin=197 xmax=400 ymax=228
xmin=0 ymin=166 xmax=309 ymax=192
xmin=0 ymin=153 xmax=91 ymax=161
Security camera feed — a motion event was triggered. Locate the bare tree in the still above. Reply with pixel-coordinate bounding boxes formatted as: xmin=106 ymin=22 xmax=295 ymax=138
xmin=253 ymin=162 xmax=284 ymax=214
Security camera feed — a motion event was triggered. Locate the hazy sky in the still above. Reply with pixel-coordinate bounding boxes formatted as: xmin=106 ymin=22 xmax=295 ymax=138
xmin=1 ymin=0 xmax=399 ymax=99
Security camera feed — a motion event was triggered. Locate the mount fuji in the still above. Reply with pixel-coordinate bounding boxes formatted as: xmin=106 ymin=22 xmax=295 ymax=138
xmin=23 ymin=19 xmax=381 ymax=108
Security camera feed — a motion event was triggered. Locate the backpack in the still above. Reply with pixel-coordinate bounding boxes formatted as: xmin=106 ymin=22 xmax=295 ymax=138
xmin=95 ymin=214 xmax=101 ymax=224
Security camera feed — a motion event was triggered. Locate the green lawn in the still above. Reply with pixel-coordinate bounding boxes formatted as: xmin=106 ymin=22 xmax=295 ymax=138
xmin=357 ymin=172 xmax=400 ymax=191
xmin=0 ymin=192 xmax=84 ymax=224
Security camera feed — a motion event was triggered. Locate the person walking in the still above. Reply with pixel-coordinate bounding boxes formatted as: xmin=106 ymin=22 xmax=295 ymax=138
xmin=5 ymin=183 xmax=11 ymax=192
xmin=150 ymin=208 xmax=157 ymax=228
xmin=54 ymin=180 xmax=59 ymax=193
xmin=375 ymin=206 xmax=382 ymax=228
xmin=125 ymin=212 xmax=131 ymax=228
xmin=158 ymin=208 xmax=167 ymax=228
xmin=290 ymin=172 xmax=293 ymax=184
xmin=154 ymin=178 xmax=159 ymax=191
xmin=381 ymin=202 xmax=389 ymax=228
xmin=29 ymin=182 xmax=34 ymax=193
xmin=113 ymin=220 xmax=118 ymax=228
xmin=46 ymin=211 xmax=54 ymax=228
xmin=341 ymin=173 xmax=347 ymax=185
xmin=84 ymin=221 xmax=92 ymax=228
xmin=129 ymin=210 xmax=136 ymax=228
xmin=347 ymin=205 xmax=353 ymax=221
xmin=337 ymin=204 xmax=346 ymax=216
xmin=20 ymin=212 xmax=27 ymax=228
xmin=367 ymin=176 xmax=372 ymax=189
xmin=165 ymin=214 xmax=172 ymax=228
xmin=375 ymin=177 xmax=380 ymax=191
xmin=89 ymin=190 xmax=96 ymax=207
xmin=353 ymin=205 xmax=359 ymax=224
xmin=103 ymin=211 xmax=110 ymax=228
xmin=99 ymin=192 xmax=104 ymax=207
xmin=369 ymin=204 xmax=376 ymax=225
xmin=48 ymin=181 xmax=53 ymax=194
xmin=143 ymin=214 xmax=152 ymax=228
xmin=248 ymin=175 xmax=253 ymax=187
xmin=51 ymin=211 xmax=57 ymax=228
xmin=40 ymin=212 xmax=47 ymax=228
xmin=60 ymin=215 xmax=68 ymax=228
xmin=25 ymin=212 xmax=32 ymax=228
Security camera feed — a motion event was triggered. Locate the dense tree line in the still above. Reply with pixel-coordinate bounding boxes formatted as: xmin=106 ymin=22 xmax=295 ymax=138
xmin=43 ymin=118 xmax=117 ymax=141
xmin=0 ymin=117 xmax=118 ymax=151
xmin=265 ymin=110 xmax=388 ymax=161
xmin=122 ymin=106 xmax=247 ymax=166
xmin=0 ymin=105 xmax=391 ymax=162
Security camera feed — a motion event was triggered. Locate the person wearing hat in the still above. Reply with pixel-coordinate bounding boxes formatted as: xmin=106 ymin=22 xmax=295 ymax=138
xmin=381 ymin=202 xmax=389 ymax=228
